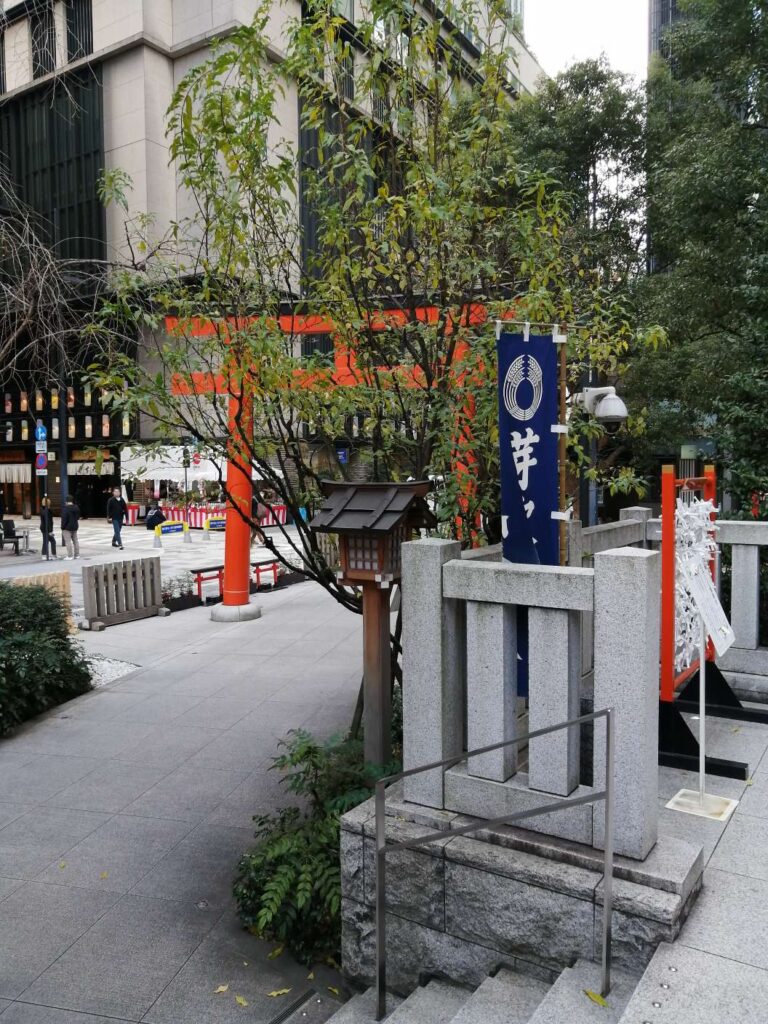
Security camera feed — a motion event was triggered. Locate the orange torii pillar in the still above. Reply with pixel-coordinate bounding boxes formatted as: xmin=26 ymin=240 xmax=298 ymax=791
xmin=211 ymin=390 xmax=262 ymax=622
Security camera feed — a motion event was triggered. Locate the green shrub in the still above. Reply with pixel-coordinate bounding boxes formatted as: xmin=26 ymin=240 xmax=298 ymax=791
xmin=234 ymin=729 xmax=398 ymax=964
xmin=0 ymin=582 xmax=93 ymax=735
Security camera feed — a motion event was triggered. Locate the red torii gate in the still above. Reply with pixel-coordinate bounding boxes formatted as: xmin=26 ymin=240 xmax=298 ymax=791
xmin=164 ymin=305 xmax=503 ymax=608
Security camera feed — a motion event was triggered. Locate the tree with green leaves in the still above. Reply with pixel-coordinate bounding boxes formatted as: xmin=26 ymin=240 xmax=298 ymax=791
xmin=92 ymin=0 xmax=647 ymax=597
xmin=631 ymin=0 xmax=768 ymax=508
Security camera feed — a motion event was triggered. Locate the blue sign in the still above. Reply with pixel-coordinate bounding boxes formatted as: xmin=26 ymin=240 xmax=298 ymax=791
xmin=336 ymin=447 xmax=349 ymax=465
xmin=34 ymin=452 xmax=48 ymax=471
xmin=35 ymin=424 xmax=47 ymax=442
xmin=161 ymin=522 xmax=185 ymax=534
xmin=497 ymin=330 xmax=560 ymax=567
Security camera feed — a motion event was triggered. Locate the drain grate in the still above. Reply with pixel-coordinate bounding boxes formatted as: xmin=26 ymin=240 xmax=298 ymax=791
xmin=267 ymin=988 xmax=322 ymax=1024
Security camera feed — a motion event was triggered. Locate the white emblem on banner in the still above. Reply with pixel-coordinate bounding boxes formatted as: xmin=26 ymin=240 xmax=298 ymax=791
xmin=503 ymin=355 xmax=543 ymax=421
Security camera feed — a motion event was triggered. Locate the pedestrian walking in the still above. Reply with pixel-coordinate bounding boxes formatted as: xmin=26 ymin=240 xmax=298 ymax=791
xmin=40 ymin=497 xmax=57 ymax=559
xmin=106 ymin=487 xmax=128 ymax=550
xmin=61 ymin=495 xmax=81 ymax=560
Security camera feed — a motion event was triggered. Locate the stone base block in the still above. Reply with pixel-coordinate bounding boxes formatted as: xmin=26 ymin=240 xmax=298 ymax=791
xmin=722 ymin=670 xmax=768 ymax=705
xmin=209 ymin=602 xmax=262 ymax=622
xmin=341 ymin=790 xmax=704 ymax=987
xmin=444 ymin=764 xmax=594 ymax=845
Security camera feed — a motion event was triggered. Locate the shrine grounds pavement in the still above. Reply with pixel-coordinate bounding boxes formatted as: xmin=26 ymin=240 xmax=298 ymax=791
xmin=2 ymin=571 xmax=768 ymax=1021
xmin=0 ymin=581 xmax=361 ymax=1022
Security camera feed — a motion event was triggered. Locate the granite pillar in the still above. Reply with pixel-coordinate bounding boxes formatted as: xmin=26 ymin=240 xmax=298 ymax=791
xmin=402 ymin=539 xmax=464 ymax=807
xmin=730 ymin=544 xmax=760 ymax=650
xmin=466 ymin=600 xmax=518 ymax=782
xmin=593 ymin=547 xmax=660 ymax=860
xmin=528 ymin=607 xmax=580 ymax=796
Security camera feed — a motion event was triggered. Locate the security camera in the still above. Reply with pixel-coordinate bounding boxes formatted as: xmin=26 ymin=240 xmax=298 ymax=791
xmin=575 ymin=386 xmax=629 ymax=435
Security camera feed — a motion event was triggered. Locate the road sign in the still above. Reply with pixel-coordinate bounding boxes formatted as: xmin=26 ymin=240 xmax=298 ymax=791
xmin=35 ymin=441 xmax=47 ymax=454
xmin=192 ymin=452 xmax=201 ymax=466
xmin=35 ymin=452 xmax=48 ymax=472
xmin=35 ymin=424 xmax=47 ymax=442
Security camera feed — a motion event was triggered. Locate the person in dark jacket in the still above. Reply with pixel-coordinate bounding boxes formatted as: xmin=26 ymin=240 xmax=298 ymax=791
xmin=40 ymin=497 xmax=57 ymax=559
xmin=106 ymin=487 xmax=128 ymax=550
xmin=145 ymin=502 xmax=166 ymax=531
xmin=61 ymin=496 xmax=81 ymax=560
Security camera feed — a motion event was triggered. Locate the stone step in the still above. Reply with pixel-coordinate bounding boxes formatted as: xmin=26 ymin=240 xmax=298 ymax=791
xmin=448 ymin=968 xmax=550 ymax=1024
xmin=386 ymin=979 xmax=471 ymax=1024
xmin=617 ymin=941 xmax=768 ymax=1024
xmin=322 ymin=988 xmax=403 ymax=1024
xmin=527 ymin=960 xmax=640 ymax=1024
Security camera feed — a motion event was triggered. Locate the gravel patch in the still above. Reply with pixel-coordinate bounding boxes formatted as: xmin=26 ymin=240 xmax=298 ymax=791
xmin=88 ymin=656 xmax=139 ymax=688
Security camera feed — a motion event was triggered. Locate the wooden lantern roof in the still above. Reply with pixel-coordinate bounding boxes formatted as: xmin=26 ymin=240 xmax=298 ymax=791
xmin=309 ymin=480 xmax=437 ymax=536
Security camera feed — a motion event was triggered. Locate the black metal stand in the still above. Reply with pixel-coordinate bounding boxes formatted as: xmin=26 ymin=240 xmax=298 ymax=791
xmin=676 ymin=662 xmax=768 ymax=725
xmin=658 ymin=699 xmax=749 ymax=780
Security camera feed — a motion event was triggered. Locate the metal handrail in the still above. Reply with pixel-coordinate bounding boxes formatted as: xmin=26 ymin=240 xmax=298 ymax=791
xmin=374 ymin=707 xmax=616 ymax=1020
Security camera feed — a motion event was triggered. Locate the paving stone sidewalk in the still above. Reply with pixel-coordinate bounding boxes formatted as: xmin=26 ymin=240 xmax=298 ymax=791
xmin=0 ymin=582 xmax=361 ymax=1022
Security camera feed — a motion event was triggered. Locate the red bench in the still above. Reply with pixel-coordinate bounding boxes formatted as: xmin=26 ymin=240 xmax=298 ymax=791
xmin=191 ymin=560 xmax=279 ymax=600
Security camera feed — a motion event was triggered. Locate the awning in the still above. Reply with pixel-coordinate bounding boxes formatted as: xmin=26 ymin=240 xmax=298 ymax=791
xmin=119 ymin=445 xmax=285 ymax=484
xmin=119 ymin=445 xmax=224 ymax=484
xmin=67 ymin=462 xmax=115 ymax=476
xmin=0 ymin=464 xmax=31 ymax=484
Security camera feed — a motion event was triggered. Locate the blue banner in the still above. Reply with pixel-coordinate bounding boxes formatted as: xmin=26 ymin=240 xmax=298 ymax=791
xmin=497 ymin=330 xmax=560 ymax=567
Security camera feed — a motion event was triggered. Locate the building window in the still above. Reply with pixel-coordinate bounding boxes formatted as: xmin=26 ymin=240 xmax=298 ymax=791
xmin=0 ymin=67 xmax=106 ymax=263
xmin=21 ymin=420 xmax=29 ymax=441
xmin=67 ymin=387 xmax=75 ymax=408
xmin=121 ymin=413 xmax=131 ymax=437
xmin=4 ymin=422 xmax=11 ymax=442
xmin=3 ymin=393 xmax=10 ymax=414
xmin=52 ymin=417 xmax=60 ymax=440
xmin=301 ymin=333 xmax=334 ymax=363
xmin=19 ymin=391 xmax=28 ymax=412
xmin=66 ymin=0 xmax=93 ymax=61
xmin=101 ymin=414 xmax=110 ymax=437
xmin=84 ymin=415 xmax=92 ymax=438
xmin=51 ymin=389 xmax=59 ymax=410
xmin=338 ymin=52 xmax=354 ymax=103
xmin=31 ymin=2 xmax=57 ymax=80
xmin=35 ymin=389 xmax=44 ymax=411
xmin=333 ymin=0 xmax=354 ymax=23
xmin=83 ymin=384 xmax=91 ymax=406
xmin=68 ymin=416 xmax=76 ymax=439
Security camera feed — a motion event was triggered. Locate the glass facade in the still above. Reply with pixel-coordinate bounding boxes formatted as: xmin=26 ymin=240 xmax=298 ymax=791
xmin=649 ymin=0 xmax=679 ymax=57
xmin=0 ymin=66 xmax=106 ymax=263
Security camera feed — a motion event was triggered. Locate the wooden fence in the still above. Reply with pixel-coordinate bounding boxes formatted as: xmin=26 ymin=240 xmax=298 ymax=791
xmin=82 ymin=557 xmax=164 ymax=630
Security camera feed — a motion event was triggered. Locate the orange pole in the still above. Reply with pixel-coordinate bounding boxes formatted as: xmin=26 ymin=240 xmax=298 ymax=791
xmin=222 ymin=391 xmax=253 ymax=607
xmin=660 ymin=464 xmax=677 ymax=702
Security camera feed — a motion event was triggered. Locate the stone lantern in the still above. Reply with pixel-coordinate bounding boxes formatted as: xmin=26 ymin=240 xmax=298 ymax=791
xmin=310 ymin=480 xmax=436 ymax=764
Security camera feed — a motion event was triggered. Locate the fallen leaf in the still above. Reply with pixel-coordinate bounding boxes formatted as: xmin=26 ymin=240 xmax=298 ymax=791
xmin=243 ymin=961 xmax=248 ymax=966
xmin=328 ymin=985 xmax=340 ymax=997
xmin=746 ymin=777 xmax=755 ymax=786
xmin=58 ymin=861 xmax=67 ymax=869
xmin=267 ymin=989 xmax=291 ymax=998
xmin=99 ymin=871 xmax=109 ymax=880
xmin=267 ymin=945 xmax=284 ymax=960
xmin=732 ymin=726 xmax=741 ymax=734
xmin=307 ymin=970 xmax=315 ymax=981
xmin=214 ymin=984 xmax=229 ymax=994
xmin=584 ymin=989 xmax=608 ymax=1007
xmin=235 ymin=994 xmax=249 ymax=1007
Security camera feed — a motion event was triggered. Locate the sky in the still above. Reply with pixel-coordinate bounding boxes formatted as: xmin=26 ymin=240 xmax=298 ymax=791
xmin=524 ymin=0 xmax=649 ymax=85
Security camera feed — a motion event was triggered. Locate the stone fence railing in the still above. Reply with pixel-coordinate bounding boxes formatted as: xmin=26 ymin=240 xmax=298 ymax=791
xmin=401 ymin=538 xmax=661 ymax=861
